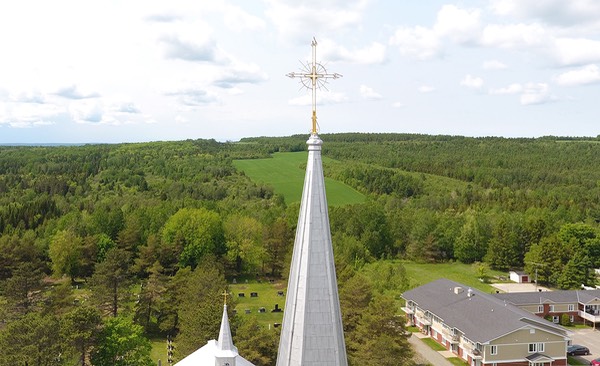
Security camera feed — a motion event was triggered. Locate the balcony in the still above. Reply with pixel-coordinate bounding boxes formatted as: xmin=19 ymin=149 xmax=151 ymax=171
xmin=415 ymin=310 xmax=431 ymax=325
xmin=442 ymin=328 xmax=460 ymax=343
xmin=579 ymin=310 xmax=600 ymax=323
xmin=401 ymin=306 xmax=414 ymax=315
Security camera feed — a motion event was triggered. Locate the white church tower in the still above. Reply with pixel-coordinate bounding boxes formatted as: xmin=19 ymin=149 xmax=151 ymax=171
xmin=277 ymin=38 xmax=348 ymax=366
xmin=175 ymin=303 xmax=255 ymax=366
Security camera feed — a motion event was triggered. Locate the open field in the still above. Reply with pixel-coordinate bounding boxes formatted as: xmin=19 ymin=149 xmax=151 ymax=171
xmin=233 ymin=152 xmax=365 ymax=206
xmin=400 ymin=260 xmax=509 ymax=293
xmin=229 ymin=280 xmax=286 ymax=326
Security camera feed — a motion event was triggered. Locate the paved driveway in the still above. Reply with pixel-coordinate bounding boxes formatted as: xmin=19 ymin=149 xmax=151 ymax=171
xmin=408 ymin=333 xmax=454 ymax=366
xmin=570 ymin=327 xmax=600 ymax=364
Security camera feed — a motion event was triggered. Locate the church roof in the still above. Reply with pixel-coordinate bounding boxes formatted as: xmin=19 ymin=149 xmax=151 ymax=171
xmin=175 ymin=304 xmax=255 ymax=366
xmin=276 ymin=134 xmax=348 ymax=366
xmin=174 ymin=340 xmax=255 ymax=366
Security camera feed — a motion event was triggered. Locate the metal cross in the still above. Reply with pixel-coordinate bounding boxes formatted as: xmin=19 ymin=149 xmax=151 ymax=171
xmin=287 ymin=37 xmax=342 ymax=135
xmin=222 ymin=290 xmax=228 ymax=305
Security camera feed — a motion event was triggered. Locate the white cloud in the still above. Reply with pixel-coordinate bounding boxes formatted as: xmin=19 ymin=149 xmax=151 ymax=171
xmin=460 ymin=75 xmax=484 ymax=89
xmin=418 ymin=85 xmax=436 ymax=93
xmin=221 ymin=4 xmax=266 ymax=32
xmin=520 ymin=83 xmax=554 ymax=105
xmin=70 ymin=100 xmax=104 ymax=123
xmin=160 ymin=34 xmax=222 ymax=63
xmin=288 ymin=91 xmax=348 ymax=106
xmin=390 ymin=5 xmax=481 ymax=60
xmin=552 ymin=38 xmax=600 ymax=66
xmin=165 ymin=87 xmax=219 ymax=107
xmin=392 ymin=102 xmax=404 ymax=108
xmin=433 ymin=5 xmax=481 ymax=43
xmin=54 ymin=85 xmax=101 ymax=100
xmin=491 ymin=0 xmax=600 ymax=27
xmin=359 ymin=85 xmax=383 ymax=100
xmin=212 ymin=61 xmax=268 ymax=88
xmin=483 ymin=60 xmax=508 ymax=70
xmin=390 ymin=26 xmax=440 ymax=60
xmin=481 ymin=23 xmax=548 ymax=49
xmin=265 ymin=0 xmax=366 ymax=43
xmin=320 ymin=40 xmax=386 ymax=65
xmin=555 ymin=64 xmax=600 ymax=86
xmin=0 ymin=102 xmax=62 ymax=128
xmin=10 ymin=90 xmax=45 ymax=104
xmin=489 ymin=83 xmax=523 ymax=95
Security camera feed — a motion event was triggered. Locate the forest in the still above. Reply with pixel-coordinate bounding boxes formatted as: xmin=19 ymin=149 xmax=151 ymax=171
xmin=1 ymin=133 xmax=599 ymax=365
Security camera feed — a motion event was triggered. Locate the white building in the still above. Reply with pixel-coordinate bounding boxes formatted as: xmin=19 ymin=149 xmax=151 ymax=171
xmin=175 ymin=304 xmax=255 ymax=366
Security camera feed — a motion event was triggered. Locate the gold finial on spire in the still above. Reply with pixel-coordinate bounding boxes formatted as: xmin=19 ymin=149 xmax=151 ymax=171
xmin=222 ymin=290 xmax=228 ymax=306
xmin=287 ymin=37 xmax=342 ymax=135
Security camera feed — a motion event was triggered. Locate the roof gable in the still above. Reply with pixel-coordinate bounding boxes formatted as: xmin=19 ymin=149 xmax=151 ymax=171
xmin=403 ymin=279 xmax=568 ymax=343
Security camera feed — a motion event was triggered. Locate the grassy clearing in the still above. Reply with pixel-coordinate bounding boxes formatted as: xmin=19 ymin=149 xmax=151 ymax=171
xmin=150 ymin=338 xmax=168 ymax=364
xmin=230 ymin=280 xmax=285 ymax=327
xmin=400 ymin=260 xmax=508 ymax=293
xmin=233 ymin=152 xmax=365 ymax=206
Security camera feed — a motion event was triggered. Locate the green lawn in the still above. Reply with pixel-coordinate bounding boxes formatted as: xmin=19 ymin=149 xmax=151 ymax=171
xmin=421 ymin=337 xmax=446 ymax=351
xmin=233 ymin=152 xmax=365 ymax=206
xmin=400 ymin=261 xmax=508 ymax=293
xmin=447 ymin=357 xmax=469 ymax=366
xmin=567 ymin=356 xmax=588 ymax=365
xmin=230 ymin=280 xmax=285 ymax=326
xmin=150 ymin=338 xmax=168 ymax=365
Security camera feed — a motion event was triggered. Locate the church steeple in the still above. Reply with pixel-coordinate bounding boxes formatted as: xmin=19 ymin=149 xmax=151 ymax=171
xmin=175 ymin=299 xmax=254 ymax=366
xmin=215 ymin=304 xmax=237 ymax=366
xmin=276 ymin=132 xmax=348 ymax=366
xmin=217 ymin=304 xmax=235 ymax=352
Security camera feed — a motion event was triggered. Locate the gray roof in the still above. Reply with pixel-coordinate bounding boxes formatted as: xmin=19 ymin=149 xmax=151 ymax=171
xmin=402 ymin=279 xmax=568 ymax=344
xmin=276 ymin=134 xmax=348 ymax=366
xmin=494 ymin=289 xmax=600 ymax=305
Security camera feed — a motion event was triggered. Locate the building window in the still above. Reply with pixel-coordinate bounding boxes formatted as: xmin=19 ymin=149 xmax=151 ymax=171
xmin=549 ymin=305 xmax=555 ymax=312
xmin=568 ymin=304 xmax=575 ymax=311
xmin=570 ymin=315 xmax=575 ymax=323
xmin=537 ymin=305 xmax=544 ymax=313
xmin=528 ymin=343 xmax=545 ymax=353
xmin=553 ymin=316 xmax=559 ymax=323
xmin=490 ymin=345 xmax=497 ymax=355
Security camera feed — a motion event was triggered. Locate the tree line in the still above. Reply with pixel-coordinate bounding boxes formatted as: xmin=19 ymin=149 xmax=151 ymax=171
xmin=2 ymin=133 xmax=599 ymax=365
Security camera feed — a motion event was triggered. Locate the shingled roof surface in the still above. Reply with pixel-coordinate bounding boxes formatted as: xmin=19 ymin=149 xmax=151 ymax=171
xmin=402 ymin=279 xmax=568 ymax=343
xmin=494 ymin=289 xmax=600 ymax=305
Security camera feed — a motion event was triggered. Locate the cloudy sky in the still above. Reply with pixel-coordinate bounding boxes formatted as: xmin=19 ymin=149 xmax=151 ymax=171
xmin=1 ymin=0 xmax=599 ymax=143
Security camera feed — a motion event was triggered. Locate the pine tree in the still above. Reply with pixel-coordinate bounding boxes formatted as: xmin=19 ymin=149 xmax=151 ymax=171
xmin=174 ymin=263 xmax=229 ymax=361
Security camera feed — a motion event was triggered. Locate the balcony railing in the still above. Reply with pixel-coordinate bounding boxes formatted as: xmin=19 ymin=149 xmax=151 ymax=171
xmin=579 ymin=310 xmax=600 ymax=323
xmin=442 ymin=328 xmax=460 ymax=343
xmin=401 ymin=306 xmax=414 ymax=315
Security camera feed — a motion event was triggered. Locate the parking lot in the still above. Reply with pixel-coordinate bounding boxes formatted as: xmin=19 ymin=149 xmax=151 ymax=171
xmin=570 ymin=327 xmax=600 ymax=364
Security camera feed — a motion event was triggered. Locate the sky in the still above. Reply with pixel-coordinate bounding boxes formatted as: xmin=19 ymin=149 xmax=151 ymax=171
xmin=1 ymin=0 xmax=600 ymax=143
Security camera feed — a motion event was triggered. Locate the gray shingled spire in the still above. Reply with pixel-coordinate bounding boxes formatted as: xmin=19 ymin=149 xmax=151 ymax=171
xmin=276 ymin=133 xmax=348 ymax=366
xmin=217 ymin=304 xmax=235 ymax=352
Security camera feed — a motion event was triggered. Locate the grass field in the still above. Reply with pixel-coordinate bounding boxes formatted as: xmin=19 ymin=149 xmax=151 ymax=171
xmin=233 ymin=152 xmax=365 ymax=206
xmin=229 ymin=280 xmax=286 ymax=326
xmin=400 ymin=260 xmax=508 ymax=293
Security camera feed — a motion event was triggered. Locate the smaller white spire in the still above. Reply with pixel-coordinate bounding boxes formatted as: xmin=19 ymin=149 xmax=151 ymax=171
xmin=217 ymin=304 xmax=236 ymax=351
